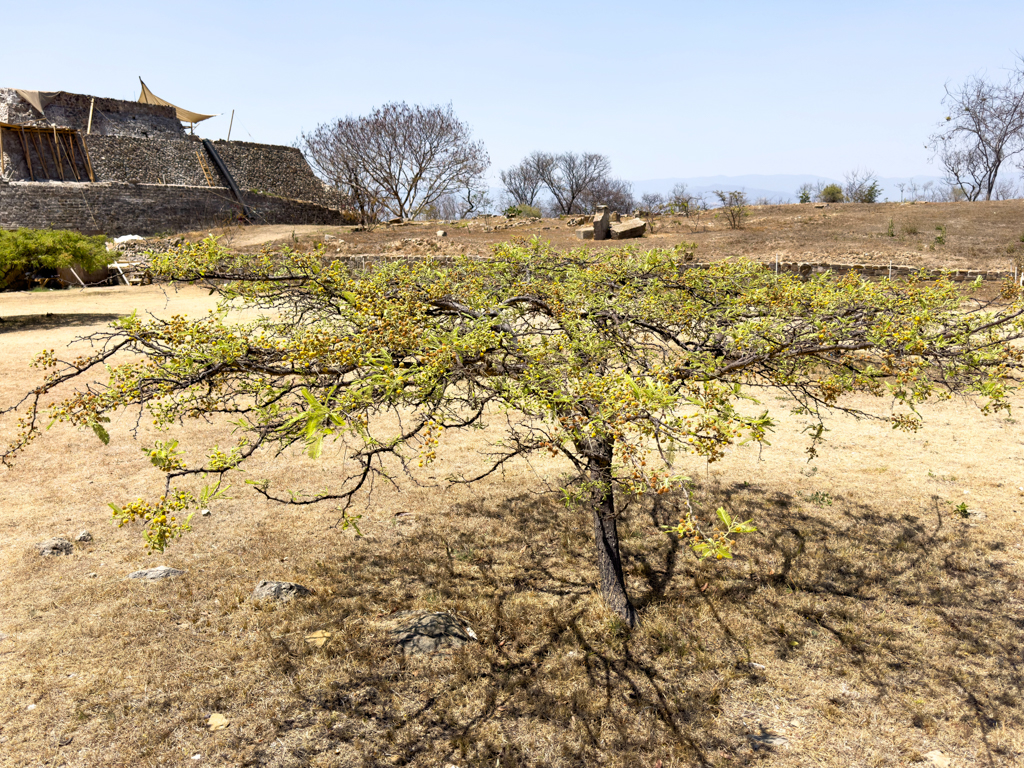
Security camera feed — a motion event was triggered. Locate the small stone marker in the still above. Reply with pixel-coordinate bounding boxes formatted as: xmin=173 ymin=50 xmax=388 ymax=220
xmin=75 ymin=530 xmax=93 ymax=543
xmin=36 ymin=537 xmax=73 ymax=556
xmin=386 ymin=611 xmax=478 ymax=655
xmin=251 ymin=580 xmax=312 ymax=601
xmin=127 ymin=565 xmax=184 ymax=580
xmin=592 ymin=205 xmax=611 ymax=241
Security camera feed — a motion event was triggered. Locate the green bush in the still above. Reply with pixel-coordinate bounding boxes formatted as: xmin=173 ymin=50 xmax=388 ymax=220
xmin=503 ymin=204 xmax=541 ymax=219
xmin=818 ymin=184 xmax=845 ymax=203
xmin=0 ymin=229 xmax=110 ymax=286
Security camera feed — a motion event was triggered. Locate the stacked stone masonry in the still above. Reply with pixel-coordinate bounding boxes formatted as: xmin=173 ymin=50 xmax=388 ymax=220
xmin=1 ymin=87 xmax=344 ymax=234
xmin=0 ymin=181 xmax=347 ymax=237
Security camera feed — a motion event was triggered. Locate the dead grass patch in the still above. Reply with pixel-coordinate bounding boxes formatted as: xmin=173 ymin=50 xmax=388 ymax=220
xmin=1 ymin=270 xmax=1022 ymax=767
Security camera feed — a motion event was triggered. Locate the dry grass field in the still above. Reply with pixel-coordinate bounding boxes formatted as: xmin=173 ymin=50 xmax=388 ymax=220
xmin=193 ymin=198 xmax=1024 ymax=274
xmin=1 ymin=202 xmax=1023 ymax=768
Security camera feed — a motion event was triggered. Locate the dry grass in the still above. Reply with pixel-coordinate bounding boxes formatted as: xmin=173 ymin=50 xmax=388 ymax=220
xmin=192 ymin=199 xmax=1024 ymax=274
xmin=1 ymin=243 xmax=1023 ymax=767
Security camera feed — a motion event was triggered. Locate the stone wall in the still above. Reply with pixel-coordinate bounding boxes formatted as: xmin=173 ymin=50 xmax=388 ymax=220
xmin=3 ymin=134 xmax=341 ymax=207
xmin=209 ymin=140 xmax=341 ymax=206
xmin=0 ymin=89 xmax=185 ymax=138
xmin=0 ymin=181 xmax=347 ymax=236
xmin=83 ymin=135 xmax=210 ymax=186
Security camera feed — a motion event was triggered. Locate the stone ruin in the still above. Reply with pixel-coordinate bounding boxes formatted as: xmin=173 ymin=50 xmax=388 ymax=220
xmin=0 ymin=87 xmax=348 ymax=237
xmin=575 ymin=205 xmax=646 ymax=241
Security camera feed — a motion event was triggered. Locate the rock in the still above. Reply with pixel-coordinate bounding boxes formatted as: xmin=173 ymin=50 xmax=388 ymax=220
xmin=251 ymin=580 xmax=312 ymax=601
xmin=113 ymin=234 xmax=145 ymax=244
xmin=127 ymin=565 xmax=184 ymax=580
xmin=575 ymin=226 xmax=595 ymax=240
xmin=36 ymin=537 xmax=72 ymax=556
xmin=75 ymin=530 xmax=92 ymax=543
xmin=387 ymin=217 xmax=403 ymax=225
xmin=611 ymin=211 xmax=620 ymax=222
xmin=386 ymin=612 xmax=478 ymax=655
xmin=86 ymin=572 xmax=98 ymax=578
xmin=813 ymin=202 xmax=828 ymax=209
xmin=592 ymin=205 xmax=610 ymax=241
xmin=436 ymin=230 xmax=447 ymax=237
xmin=200 ymin=509 xmax=211 ymax=517
xmin=610 ymin=218 xmax=647 ymax=240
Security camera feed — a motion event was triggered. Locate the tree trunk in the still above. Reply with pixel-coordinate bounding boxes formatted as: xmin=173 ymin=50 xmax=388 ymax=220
xmin=582 ymin=437 xmax=638 ymax=628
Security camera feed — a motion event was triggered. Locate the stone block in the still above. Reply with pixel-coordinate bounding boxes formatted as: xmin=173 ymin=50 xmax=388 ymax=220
xmin=576 ymin=226 xmax=595 ymax=240
xmin=593 ymin=205 xmax=610 ymax=240
xmin=609 ymin=218 xmax=646 ymax=240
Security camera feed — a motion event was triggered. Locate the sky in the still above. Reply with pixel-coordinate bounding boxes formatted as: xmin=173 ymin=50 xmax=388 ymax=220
xmin=5 ymin=0 xmax=1024 ymax=186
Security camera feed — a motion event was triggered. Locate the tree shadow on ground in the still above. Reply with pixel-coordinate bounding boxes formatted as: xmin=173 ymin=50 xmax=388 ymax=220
xmin=244 ymin=483 xmax=1023 ymax=768
xmin=0 ymin=313 xmax=125 ymax=334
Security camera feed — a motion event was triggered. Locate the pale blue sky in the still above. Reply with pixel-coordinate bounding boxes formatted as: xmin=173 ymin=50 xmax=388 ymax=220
xmin=6 ymin=1 xmax=1023 ymax=183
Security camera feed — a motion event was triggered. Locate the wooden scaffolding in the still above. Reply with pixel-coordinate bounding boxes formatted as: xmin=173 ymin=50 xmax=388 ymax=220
xmin=0 ymin=122 xmax=95 ymax=182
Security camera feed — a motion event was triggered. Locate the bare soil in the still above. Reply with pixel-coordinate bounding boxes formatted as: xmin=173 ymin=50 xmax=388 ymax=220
xmin=190 ymin=199 xmax=1024 ymax=273
xmin=1 ymin=205 xmax=1023 ymax=767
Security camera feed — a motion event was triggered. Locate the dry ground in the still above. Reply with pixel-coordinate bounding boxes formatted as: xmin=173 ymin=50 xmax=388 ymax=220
xmin=189 ymin=199 xmax=1024 ymax=273
xmin=1 ymin=213 xmax=1023 ymax=767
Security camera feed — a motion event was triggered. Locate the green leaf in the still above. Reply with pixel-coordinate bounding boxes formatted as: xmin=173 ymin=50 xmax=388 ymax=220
xmin=92 ymin=423 xmax=110 ymax=445
xmin=716 ymin=507 xmax=732 ymax=528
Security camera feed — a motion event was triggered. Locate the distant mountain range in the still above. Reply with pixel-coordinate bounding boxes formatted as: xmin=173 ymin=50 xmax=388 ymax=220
xmin=630 ymin=174 xmax=947 ymax=204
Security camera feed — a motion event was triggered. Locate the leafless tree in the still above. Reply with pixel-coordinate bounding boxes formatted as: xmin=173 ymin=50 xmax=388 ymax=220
xmin=499 ymin=152 xmax=547 ymax=207
xmin=298 ymin=102 xmax=489 ymax=221
xmin=843 ymin=168 xmax=881 ymax=203
xmin=537 ymin=152 xmax=612 ymax=214
xmin=928 ymin=56 xmax=1024 ymax=201
xmin=994 ymin=177 xmax=1021 ymax=200
xmin=577 ymin=175 xmax=635 ymax=215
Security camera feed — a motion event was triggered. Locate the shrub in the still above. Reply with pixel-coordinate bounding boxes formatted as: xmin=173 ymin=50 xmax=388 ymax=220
xmin=818 ymin=184 xmax=845 ymax=203
xmin=712 ymin=190 xmax=748 ymax=229
xmin=0 ymin=229 xmax=110 ymax=288
xmin=504 ymin=204 xmax=541 ymax=219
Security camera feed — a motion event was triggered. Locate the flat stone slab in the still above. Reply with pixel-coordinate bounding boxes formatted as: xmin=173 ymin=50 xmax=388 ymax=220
xmin=251 ymin=580 xmax=312 ymax=601
xmin=127 ymin=565 xmax=184 ymax=580
xmin=609 ymin=218 xmax=647 ymax=240
xmin=575 ymin=226 xmax=595 ymax=240
xmin=37 ymin=537 xmax=73 ymax=556
xmin=385 ymin=611 xmax=477 ymax=655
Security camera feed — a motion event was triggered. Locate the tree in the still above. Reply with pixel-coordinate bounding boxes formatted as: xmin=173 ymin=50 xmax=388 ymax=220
xmin=576 ymin=175 xmax=635 ymax=215
xmin=928 ymin=57 xmax=1024 ymax=201
xmin=499 ymin=152 xmax=547 ymax=208
xmin=843 ymin=168 xmax=882 ymax=203
xmin=713 ymin=190 xmax=748 ymax=228
xmin=298 ymin=102 xmax=490 ymax=221
xmin=797 ymin=183 xmax=813 ymax=204
xmin=536 ymin=151 xmax=612 ymax=214
xmin=0 ymin=229 xmax=110 ymax=290
xmin=818 ymin=184 xmax=845 ymax=203
xmin=4 ymin=241 xmax=1024 ymax=626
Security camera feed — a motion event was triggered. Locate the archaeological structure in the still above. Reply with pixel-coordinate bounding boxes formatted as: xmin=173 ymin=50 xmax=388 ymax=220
xmin=0 ymin=86 xmax=348 ymax=236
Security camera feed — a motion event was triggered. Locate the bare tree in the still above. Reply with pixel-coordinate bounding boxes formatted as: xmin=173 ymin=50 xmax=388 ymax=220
xmin=538 ymin=152 xmax=613 ymax=214
xmin=499 ymin=152 xmax=547 ymax=207
xmin=577 ymin=175 xmax=634 ymax=215
xmin=843 ymin=168 xmax=881 ymax=203
xmin=298 ymin=102 xmax=489 ymax=221
xmin=928 ymin=57 xmax=1024 ymax=201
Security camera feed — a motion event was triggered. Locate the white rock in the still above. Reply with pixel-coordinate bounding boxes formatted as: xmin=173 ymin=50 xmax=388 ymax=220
xmin=127 ymin=565 xmax=184 ymax=580
xmin=113 ymin=234 xmax=145 ymax=244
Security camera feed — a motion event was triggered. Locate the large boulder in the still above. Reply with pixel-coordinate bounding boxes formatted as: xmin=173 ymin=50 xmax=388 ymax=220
xmin=610 ymin=218 xmax=647 ymax=240
xmin=36 ymin=537 xmax=72 ymax=556
xmin=251 ymin=580 xmax=312 ymax=601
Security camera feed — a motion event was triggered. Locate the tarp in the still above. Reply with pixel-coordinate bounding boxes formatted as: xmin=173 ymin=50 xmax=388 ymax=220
xmin=138 ymin=79 xmax=215 ymax=124
xmin=15 ymin=90 xmax=61 ymax=115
